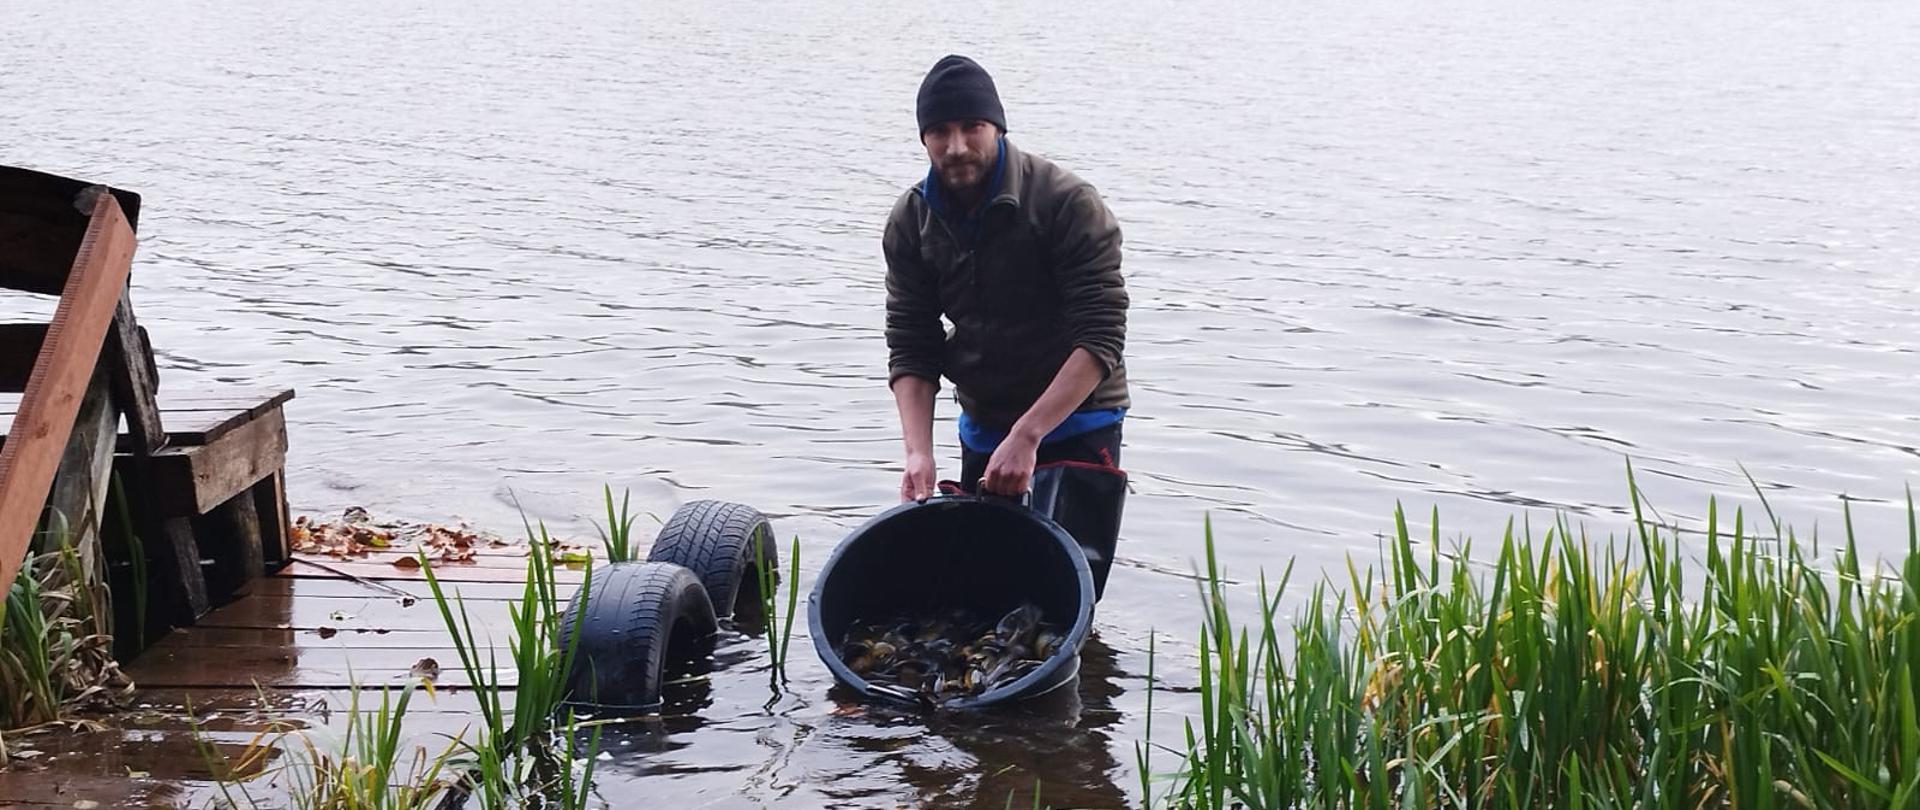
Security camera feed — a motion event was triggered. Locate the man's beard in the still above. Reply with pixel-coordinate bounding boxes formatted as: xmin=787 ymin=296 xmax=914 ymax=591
xmin=936 ymin=155 xmax=989 ymax=195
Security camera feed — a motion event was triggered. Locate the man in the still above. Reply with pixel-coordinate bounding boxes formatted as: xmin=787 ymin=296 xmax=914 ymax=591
xmin=884 ymin=54 xmax=1130 ymax=500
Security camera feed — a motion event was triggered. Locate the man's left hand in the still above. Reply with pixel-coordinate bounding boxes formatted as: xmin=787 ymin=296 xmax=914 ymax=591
xmin=980 ymin=433 xmax=1039 ymax=496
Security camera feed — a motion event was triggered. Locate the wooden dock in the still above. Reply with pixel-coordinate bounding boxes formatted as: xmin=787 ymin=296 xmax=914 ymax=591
xmin=0 ymin=542 xmax=588 ymax=808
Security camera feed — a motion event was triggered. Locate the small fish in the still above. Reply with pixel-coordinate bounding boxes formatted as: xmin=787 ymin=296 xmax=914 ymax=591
xmin=994 ymin=603 xmax=1042 ymax=647
xmin=868 ymin=682 xmax=933 ymax=707
xmin=839 ymin=603 xmax=1065 ymax=706
xmin=1035 ymin=629 xmax=1064 ymax=660
xmin=984 ymin=643 xmax=1032 ymax=686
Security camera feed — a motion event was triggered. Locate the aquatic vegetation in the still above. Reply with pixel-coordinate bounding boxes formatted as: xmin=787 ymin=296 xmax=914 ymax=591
xmin=592 ymin=485 xmax=640 ymax=563
xmin=1 ymin=528 xmax=129 ymax=764
xmin=197 ymin=514 xmax=601 ymax=808
xmin=198 ymin=681 xmax=459 ymax=810
xmin=1150 ymin=473 xmax=1920 ymax=809
xmin=421 ymin=516 xmax=600 ymax=807
xmin=753 ymin=531 xmax=801 ymax=693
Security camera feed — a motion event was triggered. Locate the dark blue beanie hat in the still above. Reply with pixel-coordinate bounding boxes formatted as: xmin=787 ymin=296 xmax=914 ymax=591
xmin=916 ymin=55 xmax=1008 ymax=134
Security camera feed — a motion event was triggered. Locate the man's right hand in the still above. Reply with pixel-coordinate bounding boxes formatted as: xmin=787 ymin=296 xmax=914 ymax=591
xmin=900 ymin=451 xmax=936 ymax=502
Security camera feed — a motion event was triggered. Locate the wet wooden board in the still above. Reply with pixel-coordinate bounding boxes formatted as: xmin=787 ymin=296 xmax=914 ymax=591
xmin=191 ymin=591 xmax=528 ymax=633
xmin=280 ymin=553 xmax=592 ymax=584
xmin=146 ymin=389 xmax=294 ymax=413
xmin=1 ymin=506 xmax=589 ymax=805
xmin=151 ymin=408 xmax=288 ymax=516
xmin=106 ymin=295 xmax=164 ymax=453
xmin=0 ymin=771 xmax=201 ymax=808
xmin=0 ymin=406 xmax=236 ymax=443
xmin=129 ymin=686 xmax=499 ymax=718
xmin=241 ymin=575 xmax=580 ymax=602
xmin=0 ymin=728 xmax=270 ymax=782
xmin=127 ymin=645 xmax=514 ymax=689
xmin=142 ymin=625 xmax=463 ymax=649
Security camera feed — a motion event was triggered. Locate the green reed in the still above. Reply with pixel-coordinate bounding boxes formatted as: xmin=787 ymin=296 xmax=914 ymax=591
xmin=421 ymin=515 xmax=600 ymax=807
xmin=753 ymin=531 xmax=802 ymax=693
xmin=1151 ymin=474 xmax=1920 ymax=809
xmin=593 ymin=485 xmax=640 ymax=563
xmin=1 ymin=553 xmax=57 ymax=742
xmin=199 ymin=680 xmax=460 ymax=810
xmin=2 ymin=531 xmax=123 ymax=760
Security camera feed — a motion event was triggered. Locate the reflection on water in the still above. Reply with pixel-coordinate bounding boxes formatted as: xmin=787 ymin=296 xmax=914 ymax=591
xmin=590 ymin=635 xmax=1133 ymax=808
xmin=6 ymin=0 xmax=1920 ymax=805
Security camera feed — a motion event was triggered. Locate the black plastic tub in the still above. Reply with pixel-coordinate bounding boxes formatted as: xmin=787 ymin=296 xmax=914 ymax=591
xmin=807 ymin=493 xmax=1096 ymax=710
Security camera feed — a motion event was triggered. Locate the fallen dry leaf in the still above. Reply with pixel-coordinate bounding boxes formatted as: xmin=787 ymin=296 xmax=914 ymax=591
xmin=295 ymin=510 xmax=527 ymax=567
xmin=390 ymin=556 xmax=422 ymax=569
xmin=411 ymin=656 xmax=441 ymax=696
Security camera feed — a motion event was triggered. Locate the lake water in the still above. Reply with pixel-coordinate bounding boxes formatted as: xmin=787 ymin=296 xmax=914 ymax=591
xmin=5 ymin=0 xmax=1919 ymax=806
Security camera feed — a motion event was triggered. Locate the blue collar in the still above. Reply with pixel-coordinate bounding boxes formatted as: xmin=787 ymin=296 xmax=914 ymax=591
xmin=921 ymin=135 xmax=1007 ymax=223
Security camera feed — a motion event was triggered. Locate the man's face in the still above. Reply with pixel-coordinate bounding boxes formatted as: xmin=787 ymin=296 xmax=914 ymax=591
xmin=922 ymin=119 xmax=999 ymax=195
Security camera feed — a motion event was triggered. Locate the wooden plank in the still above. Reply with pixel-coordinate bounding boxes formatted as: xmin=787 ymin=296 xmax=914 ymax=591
xmin=280 ymin=556 xmax=590 ymax=584
xmin=201 ymin=488 xmax=265 ymax=598
xmin=193 ymin=592 xmax=528 ymax=633
xmin=0 ymin=167 xmax=142 ymax=295
xmin=158 ymin=514 xmax=210 ymax=621
xmin=0 ymin=770 xmax=202 ymax=808
xmin=0 ymin=406 xmax=270 ymax=448
xmin=185 ymin=407 xmax=285 ymax=516
xmin=0 ymin=192 xmax=136 ymax=590
xmin=148 ymin=408 xmax=287 ymax=517
xmin=153 ymin=388 xmax=294 ymax=413
xmin=108 ymin=291 xmax=167 ymax=454
xmin=0 ymin=402 xmax=287 ymax=420
xmin=244 ymin=575 xmax=574 ymax=602
xmin=128 ymin=645 xmax=504 ymax=689
xmin=109 ymin=452 xmax=211 ymax=623
xmin=41 ymin=366 xmax=117 ymax=589
xmin=287 ymin=549 xmax=573 ymax=570
xmin=123 ymin=409 xmax=246 ymax=447
xmin=254 ymin=472 xmax=291 ymax=570
xmin=0 ymin=322 xmax=45 ymax=393
xmin=140 ymin=625 xmax=456 ymax=650
xmin=129 ymin=686 xmax=494 ymax=716
xmin=123 ymin=686 xmax=328 ymax=713
xmin=0 ymin=729 xmax=271 ymax=782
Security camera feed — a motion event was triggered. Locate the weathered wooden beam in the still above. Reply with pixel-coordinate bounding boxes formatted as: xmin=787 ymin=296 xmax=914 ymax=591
xmin=148 ymin=408 xmax=288 ymax=518
xmin=201 ymin=490 xmax=265 ymax=598
xmin=157 ymin=514 xmax=209 ymax=623
xmin=0 ymin=167 xmax=141 ymax=295
xmin=149 ymin=388 xmax=294 ymax=414
xmin=254 ymin=472 xmax=292 ymax=571
xmin=2 ymin=391 xmax=298 ymax=449
xmin=109 ymin=451 xmax=211 ymax=623
xmin=0 ymin=193 xmax=136 ymax=591
xmin=42 ymin=366 xmax=119 ymax=589
xmin=108 ymin=290 xmax=166 ymax=454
